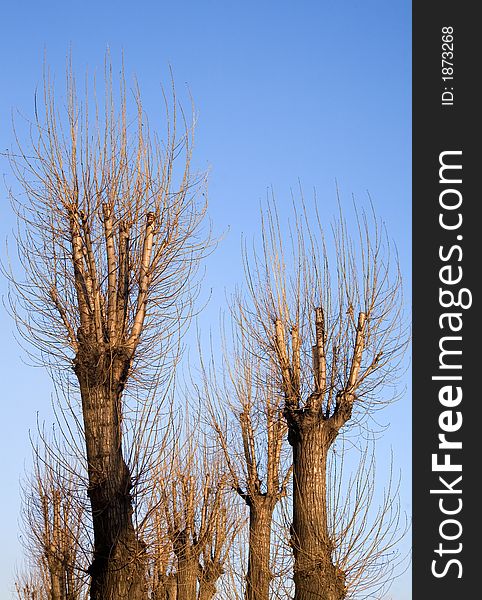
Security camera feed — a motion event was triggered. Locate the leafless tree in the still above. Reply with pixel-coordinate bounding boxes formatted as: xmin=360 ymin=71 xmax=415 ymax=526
xmin=232 ymin=193 xmax=407 ymax=599
xmin=202 ymin=318 xmax=292 ymax=600
xmin=144 ymin=416 xmax=241 ymax=600
xmin=15 ymin=571 xmax=46 ymax=600
xmin=6 ymin=58 xmax=208 ymax=600
xmin=17 ymin=434 xmax=90 ymax=600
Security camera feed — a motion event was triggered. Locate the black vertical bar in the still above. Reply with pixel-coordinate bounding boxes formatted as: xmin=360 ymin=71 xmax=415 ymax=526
xmin=413 ymin=2 xmax=478 ymax=597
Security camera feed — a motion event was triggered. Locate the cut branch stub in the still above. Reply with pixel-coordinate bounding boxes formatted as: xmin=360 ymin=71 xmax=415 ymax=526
xmin=128 ymin=212 xmax=156 ymax=349
xmin=347 ymin=311 xmax=367 ymax=394
xmin=291 ymin=325 xmax=300 ymax=395
xmin=313 ymin=306 xmax=327 ymax=394
xmin=102 ymin=202 xmax=118 ymax=343
xmin=274 ymin=319 xmax=296 ymax=408
xmin=116 ymin=220 xmax=130 ymax=340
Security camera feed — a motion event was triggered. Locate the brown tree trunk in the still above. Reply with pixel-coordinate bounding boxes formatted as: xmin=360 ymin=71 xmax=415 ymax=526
xmin=245 ymin=498 xmax=275 ymax=600
xmin=164 ymin=576 xmax=178 ymax=600
xmin=197 ymin=579 xmax=216 ymax=600
xmin=48 ymin=567 xmax=64 ymax=600
xmin=76 ymin=353 xmax=146 ymax=600
xmin=46 ymin=490 xmax=66 ymax=600
xmin=198 ymin=560 xmax=223 ymax=600
xmin=290 ymin=418 xmax=346 ymax=600
xmin=175 ymin=552 xmax=198 ymax=600
xmin=153 ymin=574 xmax=177 ymax=600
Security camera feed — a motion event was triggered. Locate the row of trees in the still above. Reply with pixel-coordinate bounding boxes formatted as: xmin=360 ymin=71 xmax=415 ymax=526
xmin=6 ymin=63 xmax=408 ymax=600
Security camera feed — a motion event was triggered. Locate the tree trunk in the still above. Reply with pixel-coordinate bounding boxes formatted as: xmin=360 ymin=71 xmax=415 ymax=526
xmin=164 ymin=576 xmax=178 ymax=600
xmin=197 ymin=579 xmax=216 ymax=600
xmin=290 ymin=419 xmax=346 ymax=600
xmin=198 ymin=559 xmax=224 ymax=600
xmin=175 ymin=553 xmax=198 ymax=600
xmin=48 ymin=567 xmax=64 ymax=600
xmin=76 ymin=354 xmax=146 ymax=600
xmin=47 ymin=490 xmax=66 ymax=600
xmin=198 ymin=560 xmax=223 ymax=600
xmin=153 ymin=574 xmax=177 ymax=600
xmin=245 ymin=499 xmax=275 ymax=600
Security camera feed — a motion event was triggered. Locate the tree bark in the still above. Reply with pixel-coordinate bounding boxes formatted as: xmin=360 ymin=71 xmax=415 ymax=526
xmin=75 ymin=352 xmax=146 ymax=600
xmin=198 ymin=560 xmax=223 ymax=600
xmin=289 ymin=418 xmax=346 ymax=600
xmin=245 ymin=498 xmax=275 ymax=600
xmin=153 ymin=574 xmax=177 ymax=600
xmin=48 ymin=567 xmax=64 ymax=600
xmin=175 ymin=552 xmax=198 ymax=600
xmin=197 ymin=578 xmax=217 ymax=600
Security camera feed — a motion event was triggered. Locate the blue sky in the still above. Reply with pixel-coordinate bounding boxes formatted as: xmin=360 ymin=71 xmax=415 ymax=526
xmin=0 ymin=1 xmax=411 ymax=598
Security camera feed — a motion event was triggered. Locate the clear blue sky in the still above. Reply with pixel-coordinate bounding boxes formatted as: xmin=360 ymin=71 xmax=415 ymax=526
xmin=0 ymin=1 xmax=411 ymax=598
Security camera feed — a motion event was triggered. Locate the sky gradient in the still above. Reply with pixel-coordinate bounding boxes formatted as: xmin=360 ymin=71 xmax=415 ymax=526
xmin=0 ymin=2 xmax=411 ymax=598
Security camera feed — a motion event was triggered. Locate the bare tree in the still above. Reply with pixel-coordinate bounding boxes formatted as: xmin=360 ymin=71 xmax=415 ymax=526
xmin=150 ymin=420 xmax=241 ymax=600
xmin=6 ymin=59 xmax=208 ymax=600
xmin=17 ymin=435 xmax=89 ymax=600
xmin=202 ymin=318 xmax=292 ymax=600
xmin=233 ymin=195 xmax=406 ymax=600
xmin=15 ymin=572 xmax=46 ymax=600
xmin=123 ymin=405 xmax=241 ymax=600
xmin=144 ymin=482 xmax=177 ymax=600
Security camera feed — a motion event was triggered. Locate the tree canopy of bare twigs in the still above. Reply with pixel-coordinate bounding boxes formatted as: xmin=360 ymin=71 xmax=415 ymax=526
xmin=229 ymin=192 xmax=408 ymax=600
xmin=17 ymin=435 xmax=90 ymax=600
xmin=201 ymin=316 xmax=292 ymax=600
xmin=6 ymin=61 xmax=208 ymax=388
xmin=5 ymin=58 xmax=209 ymax=600
xmin=327 ymin=436 xmax=408 ymax=599
xmin=143 ymin=415 xmax=242 ymax=600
